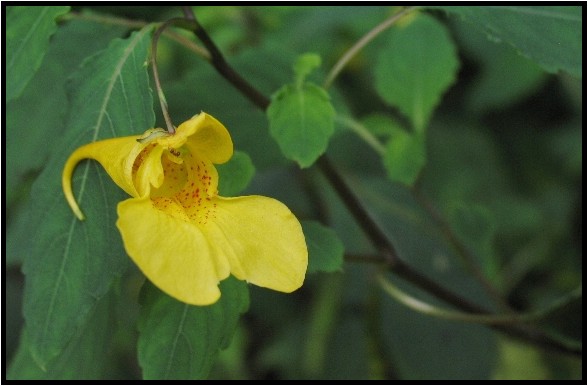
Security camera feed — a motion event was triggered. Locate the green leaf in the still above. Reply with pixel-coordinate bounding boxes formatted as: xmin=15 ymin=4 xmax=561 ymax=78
xmin=7 ymin=19 xmax=129 ymax=268
xmin=293 ymin=52 xmax=321 ymax=87
xmin=6 ymin=6 xmax=70 ymax=101
xmin=449 ymin=203 xmax=498 ymax=277
xmin=8 ymin=290 xmax=116 ymax=380
xmin=138 ymin=277 xmax=250 ymax=380
xmin=374 ymin=13 xmax=459 ymax=132
xmin=217 ymin=150 xmax=255 ymax=196
xmin=303 ymin=220 xmax=345 ymax=274
xmin=436 ymin=6 xmax=582 ymax=77
xmin=21 ymin=27 xmax=154 ymax=368
xmin=468 ymin=48 xmax=544 ymax=112
xmin=382 ymin=130 xmax=426 ymax=186
xmin=450 ymin=18 xmax=546 ymax=112
xmin=449 ymin=204 xmax=495 ymax=251
xmin=7 ymin=18 xmax=128 ymax=207
xmin=267 ymin=83 xmax=336 ymax=167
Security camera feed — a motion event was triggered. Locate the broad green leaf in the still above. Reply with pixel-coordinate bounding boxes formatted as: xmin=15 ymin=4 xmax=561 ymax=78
xmin=7 ymin=291 xmax=116 ymax=380
xmin=21 ymin=27 xmax=154 ymax=368
xmin=449 ymin=203 xmax=494 ymax=245
xmin=419 ymin=119 xmax=514 ymax=217
xmin=267 ymin=83 xmax=336 ymax=167
xmin=467 ymin=47 xmax=545 ymax=112
xmin=436 ymin=6 xmax=582 ymax=77
xmin=6 ymin=6 xmax=70 ymax=101
xmin=138 ymin=277 xmax=250 ymax=380
xmin=7 ymin=19 xmax=129 ymax=269
xmin=419 ymin=118 xmax=560 ymax=246
xmin=293 ymin=52 xmax=321 ymax=87
xmin=217 ymin=150 xmax=255 ymax=196
xmin=449 ymin=18 xmax=546 ymax=112
xmin=449 ymin=203 xmax=498 ymax=280
xmin=374 ymin=13 xmax=459 ymax=132
xmin=382 ymin=130 xmax=426 ymax=186
xmin=302 ymin=221 xmax=345 ymax=273
xmin=7 ymin=18 xmax=128 ymax=206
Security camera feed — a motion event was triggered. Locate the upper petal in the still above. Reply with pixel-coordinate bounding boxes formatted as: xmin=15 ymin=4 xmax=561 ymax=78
xmin=205 ymin=195 xmax=308 ymax=293
xmin=159 ymin=113 xmax=233 ymax=164
xmin=116 ymin=197 xmax=231 ymax=305
xmin=62 ymin=136 xmax=145 ymax=219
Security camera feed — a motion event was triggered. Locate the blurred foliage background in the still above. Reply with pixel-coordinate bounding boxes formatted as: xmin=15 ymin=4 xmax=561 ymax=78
xmin=6 ymin=5 xmax=583 ymax=380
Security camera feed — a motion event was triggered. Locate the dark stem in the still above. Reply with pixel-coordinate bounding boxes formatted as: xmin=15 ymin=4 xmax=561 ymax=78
xmin=177 ymin=6 xmax=581 ymax=357
xmin=181 ymin=7 xmax=270 ymax=110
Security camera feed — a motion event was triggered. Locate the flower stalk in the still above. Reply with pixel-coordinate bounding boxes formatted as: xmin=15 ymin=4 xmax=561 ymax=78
xmin=151 ymin=20 xmax=180 ymax=134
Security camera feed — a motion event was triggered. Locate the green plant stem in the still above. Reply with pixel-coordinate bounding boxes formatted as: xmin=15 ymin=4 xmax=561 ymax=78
xmin=336 ymin=116 xmax=386 ymax=156
xmin=378 ymin=274 xmax=528 ymax=325
xmin=378 ymin=275 xmax=582 ymax=352
xmin=149 ymin=17 xmax=212 ymax=133
xmin=151 ymin=19 xmax=184 ymax=133
xmin=323 ymin=6 xmax=419 ymax=89
xmin=176 ymin=6 xmax=580 ymax=357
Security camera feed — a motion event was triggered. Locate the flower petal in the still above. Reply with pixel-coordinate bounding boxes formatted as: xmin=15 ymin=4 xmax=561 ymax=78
xmin=133 ymin=144 xmax=165 ymax=197
xmin=160 ymin=113 xmax=233 ymax=164
xmin=205 ymin=196 xmax=308 ymax=293
xmin=63 ymin=136 xmax=144 ymax=219
xmin=116 ymin=197 xmax=231 ymax=305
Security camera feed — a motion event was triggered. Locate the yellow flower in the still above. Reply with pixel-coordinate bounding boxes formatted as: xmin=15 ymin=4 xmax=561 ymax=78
xmin=62 ymin=112 xmax=308 ymax=305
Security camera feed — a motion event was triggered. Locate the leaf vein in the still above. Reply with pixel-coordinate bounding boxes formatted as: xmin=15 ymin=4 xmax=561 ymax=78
xmin=7 ymin=7 xmax=50 ymax=70
xmin=165 ymin=305 xmax=189 ymax=379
